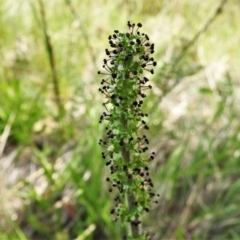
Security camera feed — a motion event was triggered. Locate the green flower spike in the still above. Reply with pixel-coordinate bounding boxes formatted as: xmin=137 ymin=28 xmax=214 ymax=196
xmin=98 ymin=21 xmax=158 ymax=239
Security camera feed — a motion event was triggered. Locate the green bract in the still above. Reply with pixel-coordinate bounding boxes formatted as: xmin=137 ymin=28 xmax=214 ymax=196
xmin=98 ymin=21 xmax=158 ymax=238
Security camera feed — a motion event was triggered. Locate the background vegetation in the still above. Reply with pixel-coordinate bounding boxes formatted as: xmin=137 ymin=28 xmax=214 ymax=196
xmin=1 ymin=0 xmax=240 ymax=239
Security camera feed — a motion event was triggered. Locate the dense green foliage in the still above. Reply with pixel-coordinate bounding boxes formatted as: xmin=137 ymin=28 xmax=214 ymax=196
xmin=0 ymin=0 xmax=240 ymax=239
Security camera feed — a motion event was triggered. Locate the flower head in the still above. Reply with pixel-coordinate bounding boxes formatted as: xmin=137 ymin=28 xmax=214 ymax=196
xmin=107 ymin=145 xmax=114 ymax=152
xmin=98 ymin=21 xmax=157 ymax=230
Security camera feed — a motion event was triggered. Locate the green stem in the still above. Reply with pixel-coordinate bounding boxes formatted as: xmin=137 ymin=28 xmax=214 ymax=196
xmin=38 ymin=0 xmax=65 ymax=141
xmin=156 ymin=0 xmax=228 ymax=101
xmin=120 ymin=114 xmax=140 ymax=238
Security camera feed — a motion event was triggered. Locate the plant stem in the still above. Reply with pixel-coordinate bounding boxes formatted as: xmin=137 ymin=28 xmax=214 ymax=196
xmin=38 ymin=0 xmax=64 ymax=140
xmin=156 ymin=0 xmax=228 ymax=101
xmin=65 ymin=0 xmax=97 ymax=69
xmin=121 ymin=114 xmax=140 ymax=238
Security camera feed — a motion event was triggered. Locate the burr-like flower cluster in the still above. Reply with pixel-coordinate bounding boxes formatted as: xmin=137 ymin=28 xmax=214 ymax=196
xmin=98 ymin=21 xmax=158 ymax=227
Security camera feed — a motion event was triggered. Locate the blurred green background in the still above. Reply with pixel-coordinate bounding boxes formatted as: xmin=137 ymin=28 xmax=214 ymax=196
xmin=1 ymin=0 xmax=240 ymax=239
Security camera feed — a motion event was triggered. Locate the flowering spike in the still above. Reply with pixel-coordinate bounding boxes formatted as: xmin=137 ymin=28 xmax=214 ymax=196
xmin=98 ymin=21 xmax=157 ymax=238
